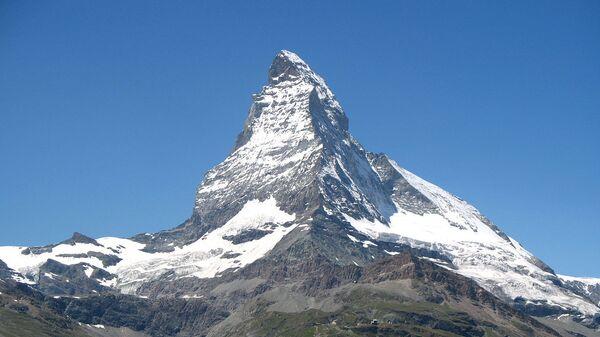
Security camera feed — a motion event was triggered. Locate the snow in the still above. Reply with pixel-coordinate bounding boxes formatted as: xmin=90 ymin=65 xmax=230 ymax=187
xmin=279 ymin=50 xmax=306 ymax=66
xmin=344 ymin=160 xmax=600 ymax=316
xmin=298 ymin=224 xmax=310 ymax=232
xmin=193 ymin=53 xmax=327 ymax=228
xmin=11 ymin=274 xmax=35 ymax=285
xmin=214 ymin=197 xmax=294 ymax=236
xmin=393 ymin=163 xmax=489 ymax=229
xmin=558 ymin=274 xmax=600 ymax=285
xmin=362 ymin=240 xmax=377 ymax=248
xmin=181 ymin=294 xmax=204 ymax=299
xmin=0 ymin=243 xmax=109 ymax=276
xmin=345 ymin=210 xmax=501 ymax=247
xmin=83 ymin=265 xmax=94 ymax=278
xmin=346 ymin=234 xmax=359 ymax=243
xmin=557 ymin=274 xmax=600 ymax=301
xmin=0 ymin=198 xmax=297 ymax=294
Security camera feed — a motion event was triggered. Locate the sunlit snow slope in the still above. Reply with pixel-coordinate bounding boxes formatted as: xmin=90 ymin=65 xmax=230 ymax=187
xmin=0 ymin=198 xmax=297 ymax=293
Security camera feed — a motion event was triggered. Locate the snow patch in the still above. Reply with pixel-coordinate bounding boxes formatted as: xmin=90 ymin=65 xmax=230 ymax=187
xmin=83 ymin=265 xmax=94 ymax=278
xmin=347 ymin=234 xmax=359 ymax=243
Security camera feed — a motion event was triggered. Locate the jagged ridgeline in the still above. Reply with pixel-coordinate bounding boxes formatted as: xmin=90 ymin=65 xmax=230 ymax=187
xmin=0 ymin=51 xmax=598 ymax=337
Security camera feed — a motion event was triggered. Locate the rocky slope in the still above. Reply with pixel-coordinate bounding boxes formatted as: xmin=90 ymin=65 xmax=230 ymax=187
xmin=0 ymin=268 xmax=148 ymax=337
xmin=0 ymin=251 xmax=565 ymax=337
xmin=559 ymin=275 xmax=600 ymax=308
xmin=0 ymin=50 xmax=598 ymax=336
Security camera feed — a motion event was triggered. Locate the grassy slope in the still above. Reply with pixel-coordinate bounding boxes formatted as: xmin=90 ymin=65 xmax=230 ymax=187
xmin=214 ymin=284 xmax=556 ymax=337
xmin=0 ymin=307 xmax=90 ymax=337
xmin=0 ymin=279 xmax=93 ymax=337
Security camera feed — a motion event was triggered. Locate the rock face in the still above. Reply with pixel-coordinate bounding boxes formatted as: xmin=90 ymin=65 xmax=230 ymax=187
xmin=559 ymin=275 xmax=600 ymax=306
xmin=192 ymin=50 xmax=393 ymax=235
xmin=0 ymin=50 xmax=598 ymax=336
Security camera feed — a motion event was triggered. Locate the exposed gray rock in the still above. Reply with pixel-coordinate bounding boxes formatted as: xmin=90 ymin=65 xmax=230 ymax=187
xmin=222 ymin=229 xmax=273 ymax=244
xmin=57 ymin=251 xmax=122 ymax=267
xmin=21 ymin=232 xmax=101 ymax=255
xmin=561 ymin=278 xmax=600 ymax=309
xmin=37 ymin=259 xmax=115 ymax=296
xmin=0 ymin=259 xmax=19 ymax=281
xmin=220 ymin=252 xmax=241 ymax=259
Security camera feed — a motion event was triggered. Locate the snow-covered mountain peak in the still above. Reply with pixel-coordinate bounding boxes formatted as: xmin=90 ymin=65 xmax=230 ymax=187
xmin=1 ymin=51 xmax=598 ymax=324
xmin=268 ymin=50 xmax=313 ymax=84
xmin=267 ymin=50 xmax=334 ymax=94
xmin=193 ymin=51 xmax=379 ymax=234
xmin=232 ymin=50 xmax=346 ymax=150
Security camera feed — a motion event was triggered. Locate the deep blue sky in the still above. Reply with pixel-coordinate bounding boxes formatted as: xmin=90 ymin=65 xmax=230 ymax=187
xmin=1 ymin=1 xmax=598 ymax=277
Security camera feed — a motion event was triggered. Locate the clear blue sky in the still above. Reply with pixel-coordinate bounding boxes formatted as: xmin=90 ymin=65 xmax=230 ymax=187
xmin=1 ymin=1 xmax=598 ymax=277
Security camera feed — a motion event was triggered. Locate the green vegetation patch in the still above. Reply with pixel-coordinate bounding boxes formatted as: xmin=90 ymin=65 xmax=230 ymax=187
xmin=0 ymin=307 xmax=89 ymax=337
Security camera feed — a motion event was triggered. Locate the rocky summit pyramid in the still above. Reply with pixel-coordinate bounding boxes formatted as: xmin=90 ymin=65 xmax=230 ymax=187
xmin=0 ymin=51 xmax=598 ymax=337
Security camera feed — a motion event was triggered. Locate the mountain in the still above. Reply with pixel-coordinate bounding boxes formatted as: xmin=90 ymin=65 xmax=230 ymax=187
xmin=0 ymin=50 xmax=598 ymax=336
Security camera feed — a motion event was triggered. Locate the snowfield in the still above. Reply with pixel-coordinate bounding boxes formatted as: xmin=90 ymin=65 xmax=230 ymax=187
xmin=0 ymin=198 xmax=297 ymax=294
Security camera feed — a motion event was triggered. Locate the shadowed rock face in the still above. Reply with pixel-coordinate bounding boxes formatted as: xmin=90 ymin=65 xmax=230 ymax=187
xmin=37 ymin=259 xmax=115 ymax=296
xmin=56 ymin=251 xmax=122 ymax=267
xmin=0 ymin=259 xmax=19 ymax=281
xmin=222 ymin=229 xmax=273 ymax=244
xmin=21 ymin=232 xmax=102 ymax=255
